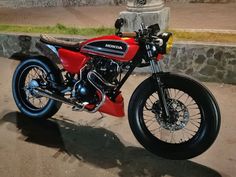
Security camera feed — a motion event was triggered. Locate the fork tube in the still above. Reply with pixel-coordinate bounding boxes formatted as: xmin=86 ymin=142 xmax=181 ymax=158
xmin=150 ymin=60 xmax=161 ymax=73
xmin=150 ymin=60 xmax=170 ymax=119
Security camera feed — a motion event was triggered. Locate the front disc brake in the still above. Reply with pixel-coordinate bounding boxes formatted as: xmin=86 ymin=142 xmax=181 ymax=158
xmin=152 ymin=99 xmax=190 ymax=131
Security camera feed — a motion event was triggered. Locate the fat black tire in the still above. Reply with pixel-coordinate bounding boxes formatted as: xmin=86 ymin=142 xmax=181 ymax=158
xmin=12 ymin=58 xmax=63 ymax=119
xmin=128 ymin=73 xmax=221 ymax=160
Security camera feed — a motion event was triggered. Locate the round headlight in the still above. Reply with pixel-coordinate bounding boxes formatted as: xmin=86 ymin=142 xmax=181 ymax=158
xmin=158 ymin=32 xmax=173 ymax=54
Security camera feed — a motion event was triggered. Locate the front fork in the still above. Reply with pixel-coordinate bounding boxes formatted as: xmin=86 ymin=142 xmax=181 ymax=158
xmin=150 ymin=60 xmax=171 ymax=121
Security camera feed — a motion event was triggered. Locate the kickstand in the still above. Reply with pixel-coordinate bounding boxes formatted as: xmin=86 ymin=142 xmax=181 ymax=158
xmin=98 ymin=112 xmax=105 ymax=120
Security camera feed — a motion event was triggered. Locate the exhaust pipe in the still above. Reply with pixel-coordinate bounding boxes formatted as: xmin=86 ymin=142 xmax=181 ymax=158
xmin=33 ymin=88 xmax=80 ymax=107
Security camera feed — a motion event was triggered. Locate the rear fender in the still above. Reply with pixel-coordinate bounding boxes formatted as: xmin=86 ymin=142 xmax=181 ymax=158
xmin=35 ymin=42 xmax=61 ymax=64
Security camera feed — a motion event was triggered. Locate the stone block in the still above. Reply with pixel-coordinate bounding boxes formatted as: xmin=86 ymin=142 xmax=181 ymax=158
xmin=224 ymin=70 xmax=236 ymax=84
xmin=207 ymin=59 xmax=218 ymax=66
xmin=206 ymin=48 xmax=214 ymax=58
xmin=224 ymin=52 xmax=235 ymax=59
xmin=216 ymin=71 xmax=224 ymax=80
xmin=199 ymin=65 xmax=216 ymax=76
xmin=195 ymin=55 xmax=206 ymax=64
xmin=186 ymin=68 xmax=193 ymax=74
xmin=174 ymin=62 xmax=187 ymax=70
xmin=229 ymin=59 xmax=236 ymax=65
xmin=214 ymin=51 xmax=223 ymax=61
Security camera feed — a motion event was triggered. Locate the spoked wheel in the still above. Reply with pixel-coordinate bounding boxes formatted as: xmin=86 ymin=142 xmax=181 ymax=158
xmin=21 ymin=65 xmax=49 ymax=110
xmin=128 ymin=73 xmax=221 ymax=160
xmin=144 ymin=88 xmax=201 ymax=144
xmin=12 ymin=58 xmax=62 ymax=119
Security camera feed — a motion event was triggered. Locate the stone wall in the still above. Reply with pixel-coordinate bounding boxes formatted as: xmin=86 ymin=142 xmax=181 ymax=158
xmin=0 ymin=33 xmax=235 ymax=84
xmin=166 ymin=41 xmax=236 ymax=84
xmin=0 ymin=34 xmax=39 ymax=58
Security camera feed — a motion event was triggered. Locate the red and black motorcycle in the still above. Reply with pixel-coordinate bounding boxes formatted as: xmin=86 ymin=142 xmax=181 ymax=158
xmin=12 ymin=19 xmax=220 ymax=160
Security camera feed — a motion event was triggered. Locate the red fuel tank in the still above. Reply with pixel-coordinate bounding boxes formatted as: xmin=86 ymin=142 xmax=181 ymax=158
xmin=80 ymin=35 xmax=139 ymax=62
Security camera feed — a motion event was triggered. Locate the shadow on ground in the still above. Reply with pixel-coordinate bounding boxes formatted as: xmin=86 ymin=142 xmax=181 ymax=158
xmin=0 ymin=111 xmax=221 ymax=177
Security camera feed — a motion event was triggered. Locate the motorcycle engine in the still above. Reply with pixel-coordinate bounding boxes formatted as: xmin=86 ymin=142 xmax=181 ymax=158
xmin=94 ymin=57 xmax=120 ymax=84
xmin=73 ymin=57 xmax=121 ymax=103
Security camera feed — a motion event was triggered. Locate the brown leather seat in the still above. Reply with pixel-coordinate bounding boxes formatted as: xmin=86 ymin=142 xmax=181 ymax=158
xmin=40 ymin=34 xmax=82 ymax=49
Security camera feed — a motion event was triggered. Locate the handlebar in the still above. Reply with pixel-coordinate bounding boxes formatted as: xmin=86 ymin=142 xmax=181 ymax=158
xmin=120 ymin=32 xmax=137 ymax=38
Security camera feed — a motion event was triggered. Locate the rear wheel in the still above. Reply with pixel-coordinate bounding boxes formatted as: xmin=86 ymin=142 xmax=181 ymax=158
xmin=12 ymin=58 xmax=63 ymax=119
xmin=128 ymin=73 xmax=221 ymax=160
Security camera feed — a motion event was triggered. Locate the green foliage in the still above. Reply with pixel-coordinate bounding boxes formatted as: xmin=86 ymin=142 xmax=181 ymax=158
xmin=0 ymin=23 xmax=236 ymax=43
xmin=0 ymin=23 xmax=115 ymax=36
xmin=170 ymin=29 xmax=236 ymax=43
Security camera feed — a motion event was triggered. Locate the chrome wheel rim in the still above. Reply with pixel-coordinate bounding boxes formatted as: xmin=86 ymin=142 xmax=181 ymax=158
xmin=18 ymin=65 xmax=49 ymax=111
xmin=143 ymin=88 xmax=201 ymax=144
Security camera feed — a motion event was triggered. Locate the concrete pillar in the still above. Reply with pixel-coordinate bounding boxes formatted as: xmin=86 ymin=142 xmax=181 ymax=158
xmin=120 ymin=0 xmax=170 ymax=32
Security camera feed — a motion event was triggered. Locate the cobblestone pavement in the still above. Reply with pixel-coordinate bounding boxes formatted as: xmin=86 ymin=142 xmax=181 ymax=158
xmin=0 ymin=58 xmax=236 ymax=177
xmin=0 ymin=3 xmax=236 ymax=30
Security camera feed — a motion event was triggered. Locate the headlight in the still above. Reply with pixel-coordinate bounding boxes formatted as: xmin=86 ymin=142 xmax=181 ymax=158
xmin=158 ymin=32 xmax=173 ymax=54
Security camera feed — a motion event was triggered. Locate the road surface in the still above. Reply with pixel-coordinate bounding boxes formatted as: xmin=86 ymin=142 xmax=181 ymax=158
xmin=0 ymin=57 xmax=236 ymax=177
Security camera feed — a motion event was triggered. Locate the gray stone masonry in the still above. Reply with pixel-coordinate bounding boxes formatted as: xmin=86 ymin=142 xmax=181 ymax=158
xmin=165 ymin=41 xmax=236 ymax=84
xmin=0 ymin=0 xmax=234 ymax=8
xmin=0 ymin=0 xmax=126 ymax=8
xmin=0 ymin=33 xmax=235 ymax=84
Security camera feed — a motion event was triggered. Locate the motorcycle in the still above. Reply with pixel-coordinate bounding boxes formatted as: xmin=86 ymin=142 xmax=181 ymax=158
xmin=12 ymin=18 xmax=221 ymax=160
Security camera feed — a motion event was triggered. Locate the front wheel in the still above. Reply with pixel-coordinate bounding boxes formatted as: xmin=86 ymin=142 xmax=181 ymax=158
xmin=128 ymin=73 xmax=221 ymax=160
